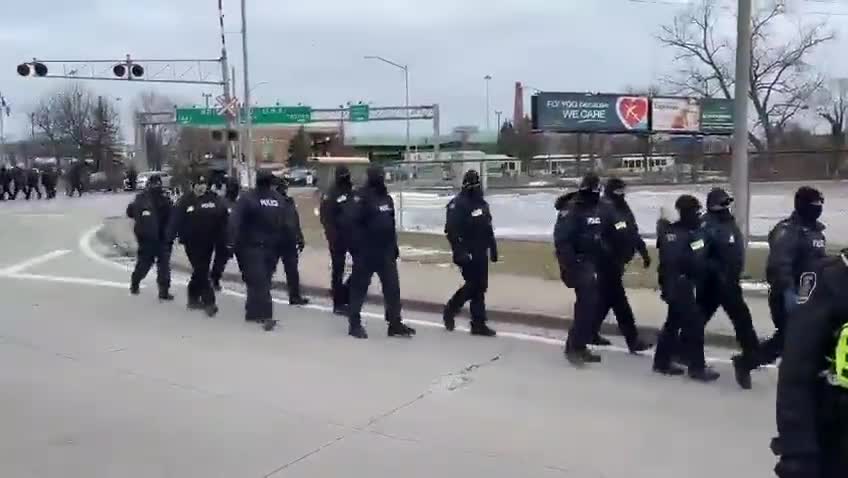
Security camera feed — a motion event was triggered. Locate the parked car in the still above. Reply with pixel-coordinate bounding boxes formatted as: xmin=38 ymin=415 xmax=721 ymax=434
xmin=126 ymin=171 xmax=172 ymax=191
xmin=284 ymin=168 xmax=316 ymax=186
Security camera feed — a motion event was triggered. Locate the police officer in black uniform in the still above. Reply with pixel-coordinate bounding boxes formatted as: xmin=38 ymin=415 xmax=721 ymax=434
xmin=127 ymin=174 xmax=174 ymax=301
xmin=555 ymin=173 xmax=615 ymax=366
xmin=772 ymin=250 xmax=848 ymax=478
xmin=758 ymin=186 xmax=827 ymax=369
xmin=210 ymin=176 xmax=241 ymax=291
xmin=442 ymin=170 xmax=498 ymax=337
xmin=653 ymin=195 xmax=720 ymax=382
xmin=0 ymin=166 xmax=10 ymax=200
xmin=228 ymin=171 xmax=288 ymax=331
xmin=24 ymin=167 xmax=41 ymax=200
xmin=692 ymin=187 xmax=762 ymax=389
xmin=274 ymin=176 xmax=309 ymax=306
xmin=41 ymin=167 xmax=57 ymax=199
xmin=346 ymin=164 xmax=416 ymax=340
xmin=167 ymin=176 xmax=228 ymax=317
xmin=11 ymin=164 xmax=25 ymax=199
xmin=320 ymin=166 xmax=355 ymax=315
xmin=591 ymin=177 xmax=652 ymax=353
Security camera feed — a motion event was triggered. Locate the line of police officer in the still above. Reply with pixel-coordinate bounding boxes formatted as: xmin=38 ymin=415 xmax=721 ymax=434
xmin=0 ymin=165 xmax=59 ymax=201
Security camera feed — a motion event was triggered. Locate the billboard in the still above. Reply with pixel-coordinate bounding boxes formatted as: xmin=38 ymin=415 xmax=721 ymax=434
xmin=532 ymin=92 xmax=649 ymax=133
xmin=652 ymin=97 xmax=701 ymax=133
xmin=700 ymin=98 xmax=734 ymax=134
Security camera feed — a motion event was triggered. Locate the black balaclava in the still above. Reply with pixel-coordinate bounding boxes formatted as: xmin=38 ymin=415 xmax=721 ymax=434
xmin=366 ymin=165 xmax=387 ymax=194
xmin=706 ymin=187 xmax=734 ymax=220
xmin=275 ymin=176 xmax=289 ymax=196
xmin=225 ymin=177 xmax=240 ymax=202
xmin=604 ymin=177 xmax=627 ymax=206
xmin=256 ymin=171 xmax=274 ymax=190
xmin=577 ymin=172 xmax=601 ymax=205
xmin=147 ymin=174 xmax=163 ymax=195
xmin=675 ymin=194 xmax=702 ymax=229
xmin=794 ymin=186 xmax=824 ymax=224
xmin=335 ymin=166 xmax=352 ymax=191
xmin=462 ymin=169 xmax=483 ymax=200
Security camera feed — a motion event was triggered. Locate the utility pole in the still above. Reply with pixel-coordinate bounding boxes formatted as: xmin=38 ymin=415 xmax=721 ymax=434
xmin=495 ymin=110 xmax=503 ymax=130
xmin=202 ymin=93 xmax=213 ymax=108
xmin=241 ymin=0 xmax=255 ymax=186
xmin=217 ymin=0 xmax=236 ymax=178
xmin=0 ymin=93 xmax=7 ymax=166
xmin=731 ymin=0 xmax=753 ymax=245
xmin=484 ymin=75 xmax=492 ymax=130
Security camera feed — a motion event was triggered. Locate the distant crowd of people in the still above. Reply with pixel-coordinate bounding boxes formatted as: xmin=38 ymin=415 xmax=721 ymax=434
xmin=0 ymin=164 xmax=60 ymax=200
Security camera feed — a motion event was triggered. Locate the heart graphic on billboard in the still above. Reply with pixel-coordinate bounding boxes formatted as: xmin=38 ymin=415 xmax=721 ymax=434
xmin=616 ymin=97 xmax=649 ymax=130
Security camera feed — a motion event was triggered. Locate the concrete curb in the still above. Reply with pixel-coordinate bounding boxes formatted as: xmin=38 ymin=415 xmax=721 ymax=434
xmin=95 ymin=223 xmax=743 ymax=349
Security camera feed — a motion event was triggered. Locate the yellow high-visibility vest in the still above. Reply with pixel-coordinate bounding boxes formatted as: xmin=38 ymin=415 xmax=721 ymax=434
xmin=833 ymin=323 xmax=848 ymax=389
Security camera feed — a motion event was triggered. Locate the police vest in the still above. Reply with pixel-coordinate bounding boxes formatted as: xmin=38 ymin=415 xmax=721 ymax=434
xmin=828 ymin=323 xmax=848 ymax=389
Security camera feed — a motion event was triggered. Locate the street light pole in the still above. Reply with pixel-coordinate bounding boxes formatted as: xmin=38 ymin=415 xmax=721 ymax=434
xmin=241 ymin=0 xmax=255 ymax=187
xmin=495 ymin=110 xmax=503 ymax=130
xmin=364 ymin=55 xmax=410 ymax=159
xmin=484 ymin=75 xmax=492 ymax=130
xmin=731 ymin=0 xmax=753 ymax=245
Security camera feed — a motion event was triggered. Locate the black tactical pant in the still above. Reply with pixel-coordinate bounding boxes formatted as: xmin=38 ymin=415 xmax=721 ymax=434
xmin=276 ymin=242 xmax=303 ymax=300
xmin=185 ymin=242 xmax=216 ymax=306
xmin=654 ymin=281 xmax=707 ymax=371
xmin=696 ymin=276 xmax=760 ymax=367
xmin=348 ymin=250 xmax=402 ymax=327
xmin=131 ymin=241 xmax=172 ymax=291
xmin=759 ymin=286 xmax=792 ymax=367
xmin=0 ymin=184 xmax=10 ymax=200
xmin=819 ymin=390 xmax=848 ymax=478
xmin=593 ymin=266 xmax=640 ymax=346
xmin=68 ymin=182 xmax=84 ymax=197
xmin=238 ymin=245 xmax=279 ymax=321
xmin=24 ymin=184 xmax=41 ymax=200
xmin=12 ymin=184 xmax=22 ymax=199
xmin=565 ymin=265 xmax=603 ymax=353
xmin=210 ymin=242 xmax=232 ymax=284
xmin=444 ymin=254 xmax=489 ymax=324
xmin=328 ymin=241 xmax=351 ymax=309
xmin=44 ymin=184 xmax=56 ymax=199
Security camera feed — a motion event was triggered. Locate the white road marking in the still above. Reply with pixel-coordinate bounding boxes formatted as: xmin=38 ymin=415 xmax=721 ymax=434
xmin=2 ymin=273 xmax=133 ymax=289
xmin=0 ymin=249 xmax=71 ymax=275
xmin=82 ymin=225 xmax=773 ymax=369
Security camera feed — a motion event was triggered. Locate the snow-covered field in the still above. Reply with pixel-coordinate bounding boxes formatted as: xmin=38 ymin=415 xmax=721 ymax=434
xmin=394 ymin=180 xmax=848 ymax=244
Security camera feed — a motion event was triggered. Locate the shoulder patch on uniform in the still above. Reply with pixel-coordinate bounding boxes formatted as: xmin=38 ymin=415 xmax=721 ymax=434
xmin=322 ymin=193 xmax=328 ymax=200
xmin=186 ymin=205 xmax=195 ymax=213
xmin=729 ymin=235 xmax=735 ymax=244
xmin=614 ymin=221 xmax=627 ymax=230
xmin=797 ymin=272 xmax=817 ymax=305
xmin=690 ymin=239 xmax=705 ymax=250
xmin=665 ymin=233 xmax=677 ymax=242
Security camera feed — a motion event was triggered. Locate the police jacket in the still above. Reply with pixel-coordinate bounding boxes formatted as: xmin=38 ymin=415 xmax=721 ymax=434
xmin=26 ymin=169 xmax=39 ymax=186
xmin=0 ymin=168 xmax=9 ymax=185
xmin=167 ymin=191 xmax=228 ymax=246
xmin=766 ymin=213 xmax=827 ymax=291
xmin=445 ymin=192 xmax=497 ymax=262
xmin=656 ymin=220 xmax=709 ymax=296
xmin=603 ymin=197 xmax=647 ymax=268
xmin=320 ymin=184 xmax=355 ymax=246
xmin=775 ymin=253 xmax=848 ymax=464
xmin=11 ymin=167 xmax=25 ymax=185
xmin=279 ymin=193 xmax=305 ymax=247
xmin=126 ymin=190 xmax=173 ymax=244
xmin=347 ymin=185 xmax=398 ymax=256
xmin=703 ymin=211 xmax=745 ymax=283
xmin=553 ymin=195 xmax=614 ymax=275
xmin=227 ymin=188 xmax=287 ymax=249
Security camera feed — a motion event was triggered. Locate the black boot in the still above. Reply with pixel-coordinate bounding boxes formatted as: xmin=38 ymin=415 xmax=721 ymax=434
xmin=470 ymin=322 xmax=496 ymax=337
xmin=689 ymin=366 xmax=721 ymax=383
xmin=653 ymin=363 xmax=685 ymax=376
xmin=158 ymin=288 xmax=174 ymax=301
xmin=387 ymin=322 xmax=416 ymax=337
xmin=348 ymin=324 xmax=368 ymax=339
xmin=204 ymin=304 xmax=219 ymax=318
xmin=591 ymin=334 xmax=612 ymax=346
xmin=187 ymin=298 xmax=203 ymax=310
xmin=732 ymin=355 xmax=753 ymax=390
xmin=130 ymin=282 xmax=140 ymax=295
xmin=442 ymin=307 xmax=456 ymax=332
xmin=262 ymin=319 xmax=278 ymax=332
xmin=565 ymin=348 xmax=602 ymax=366
xmin=289 ymin=296 xmax=310 ymax=306
xmin=333 ymin=304 xmax=349 ymax=316
xmin=627 ymin=338 xmax=653 ymax=354
xmin=211 ymin=278 xmax=222 ymax=292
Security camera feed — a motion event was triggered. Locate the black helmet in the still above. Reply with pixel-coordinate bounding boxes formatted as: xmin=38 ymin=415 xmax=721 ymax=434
xmin=462 ymin=170 xmax=481 ymax=189
xmin=256 ymin=170 xmax=274 ymax=188
xmin=675 ymin=194 xmax=701 ymax=214
xmin=578 ymin=173 xmax=601 ymax=193
xmin=706 ymin=187 xmax=733 ymax=211
xmin=335 ymin=165 xmax=351 ymax=181
xmin=604 ymin=177 xmax=626 ymax=197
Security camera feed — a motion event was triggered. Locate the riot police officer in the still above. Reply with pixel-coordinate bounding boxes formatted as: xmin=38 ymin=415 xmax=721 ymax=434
xmin=228 ymin=171 xmax=288 ymax=331
xmin=127 ymin=174 xmax=174 ymax=300
xmin=696 ymin=187 xmax=762 ymax=389
xmin=210 ymin=176 xmax=240 ymax=291
xmin=11 ymin=164 xmax=25 ymax=199
xmin=0 ymin=166 xmax=10 ymax=200
xmin=555 ymin=173 xmax=615 ymax=366
xmin=274 ymin=176 xmax=309 ymax=306
xmin=772 ymin=250 xmax=848 ymax=478
xmin=320 ymin=166 xmax=355 ymax=315
xmin=442 ymin=170 xmax=498 ymax=337
xmin=592 ymin=177 xmax=652 ymax=353
xmin=25 ymin=167 xmax=41 ymax=200
xmin=167 ymin=176 xmax=228 ymax=317
xmin=653 ymin=195 xmax=719 ymax=382
xmin=759 ymin=186 xmax=827 ymax=368
xmin=346 ymin=164 xmax=416 ymax=340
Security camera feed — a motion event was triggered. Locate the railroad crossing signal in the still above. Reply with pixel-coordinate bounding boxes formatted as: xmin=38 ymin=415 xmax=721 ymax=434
xmin=216 ymin=95 xmax=239 ymax=119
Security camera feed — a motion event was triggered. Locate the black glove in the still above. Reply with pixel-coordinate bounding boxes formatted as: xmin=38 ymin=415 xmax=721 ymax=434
xmin=490 ymin=249 xmax=499 ymax=263
xmin=394 ymin=246 xmax=400 ymax=260
xmin=297 ymin=240 xmax=305 ymax=253
xmin=641 ymin=253 xmax=651 ymax=269
xmin=453 ymin=251 xmax=472 ymax=267
xmin=774 ymin=457 xmax=819 ymax=478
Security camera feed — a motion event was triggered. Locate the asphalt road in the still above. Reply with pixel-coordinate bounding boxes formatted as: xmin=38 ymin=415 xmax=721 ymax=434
xmin=0 ymin=193 xmax=779 ymax=478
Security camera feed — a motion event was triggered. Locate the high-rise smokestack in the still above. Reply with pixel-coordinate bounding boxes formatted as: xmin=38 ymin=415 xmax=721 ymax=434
xmin=514 ymin=82 xmax=524 ymax=126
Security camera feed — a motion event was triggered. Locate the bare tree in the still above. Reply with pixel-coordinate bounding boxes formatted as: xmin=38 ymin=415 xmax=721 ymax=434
xmin=657 ymin=0 xmax=832 ymax=155
xmin=133 ymin=90 xmax=181 ymax=171
xmin=815 ymin=82 xmax=848 ymax=177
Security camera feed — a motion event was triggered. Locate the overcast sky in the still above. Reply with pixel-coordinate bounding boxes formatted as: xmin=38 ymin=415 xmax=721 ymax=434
xmin=3 ymin=0 xmax=848 ymax=141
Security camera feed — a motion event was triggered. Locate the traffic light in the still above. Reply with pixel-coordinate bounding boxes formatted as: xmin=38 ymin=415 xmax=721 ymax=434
xmin=113 ymin=62 xmax=144 ymax=79
xmin=16 ymin=62 xmax=48 ymax=77
xmin=211 ymin=129 xmax=239 ymax=142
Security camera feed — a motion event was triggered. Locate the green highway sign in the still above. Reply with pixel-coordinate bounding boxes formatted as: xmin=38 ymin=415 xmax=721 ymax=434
xmin=349 ymin=104 xmax=370 ymax=122
xmin=176 ymin=108 xmax=226 ymax=126
xmin=252 ymin=106 xmax=312 ymax=124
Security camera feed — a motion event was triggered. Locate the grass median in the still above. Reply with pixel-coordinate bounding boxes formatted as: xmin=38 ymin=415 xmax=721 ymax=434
xmin=292 ymin=190 xmax=772 ymax=289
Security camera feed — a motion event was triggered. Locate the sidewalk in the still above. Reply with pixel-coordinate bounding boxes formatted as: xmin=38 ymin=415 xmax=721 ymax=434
xmin=98 ymin=217 xmax=778 ymax=348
